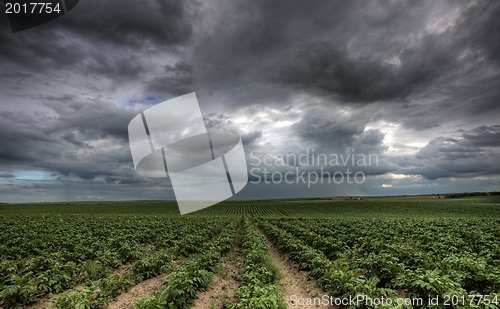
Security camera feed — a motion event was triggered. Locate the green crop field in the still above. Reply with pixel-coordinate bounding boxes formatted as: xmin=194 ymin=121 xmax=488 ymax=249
xmin=0 ymin=196 xmax=499 ymax=308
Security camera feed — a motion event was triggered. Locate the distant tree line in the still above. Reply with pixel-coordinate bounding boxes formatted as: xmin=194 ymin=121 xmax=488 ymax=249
xmin=445 ymin=192 xmax=500 ymax=198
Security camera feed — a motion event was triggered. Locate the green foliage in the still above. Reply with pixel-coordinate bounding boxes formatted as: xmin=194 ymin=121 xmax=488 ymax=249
xmin=50 ymin=219 xmax=231 ymax=309
xmin=229 ymin=220 xmax=286 ymax=309
xmin=0 ymin=214 xmax=233 ymax=308
xmin=261 ymin=217 xmax=500 ymax=308
xmin=1 ymin=199 xmax=499 ymax=308
xmin=0 ymin=275 xmax=36 ymax=309
xmin=134 ymin=223 xmax=236 ymax=309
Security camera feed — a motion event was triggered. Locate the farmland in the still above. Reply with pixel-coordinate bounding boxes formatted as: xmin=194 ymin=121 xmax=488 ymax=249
xmin=0 ymin=196 xmax=499 ymax=308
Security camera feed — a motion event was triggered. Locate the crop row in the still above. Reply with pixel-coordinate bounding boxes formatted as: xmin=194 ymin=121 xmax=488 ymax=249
xmin=271 ymin=218 xmax=500 ymax=294
xmin=0 ymin=216 xmax=233 ymax=308
xmin=50 ymin=219 xmax=231 ymax=309
xmin=259 ymin=221 xmax=395 ymax=303
xmin=229 ymin=219 xmax=285 ymax=308
xmin=134 ymin=221 xmax=237 ymax=308
xmin=260 ymin=218 xmax=500 ymax=308
xmin=197 ymin=204 xmax=287 ymax=217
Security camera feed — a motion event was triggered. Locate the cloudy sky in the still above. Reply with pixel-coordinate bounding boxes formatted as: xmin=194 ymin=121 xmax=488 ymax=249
xmin=1 ymin=0 xmax=499 ymax=203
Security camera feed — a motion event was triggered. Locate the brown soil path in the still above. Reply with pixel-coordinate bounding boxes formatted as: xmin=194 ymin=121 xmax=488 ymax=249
xmin=106 ymin=272 xmax=170 ymax=309
xmin=105 ymin=258 xmax=186 ymax=309
xmin=190 ymin=246 xmax=244 ymax=308
xmin=258 ymin=228 xmax=336 ymax=309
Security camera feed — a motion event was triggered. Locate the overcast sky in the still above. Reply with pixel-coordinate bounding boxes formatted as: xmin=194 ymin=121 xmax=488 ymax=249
xmin=1 ymin=0 xmax=499 ymax=203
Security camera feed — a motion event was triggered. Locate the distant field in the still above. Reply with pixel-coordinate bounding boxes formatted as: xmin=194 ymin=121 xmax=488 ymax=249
xmin=1 ymin=195 xmax=499 ymax=218
xmin=1 ymin=197 xmax=499 ymax=308
xmin=198 ymin=195 xmax=500 ymax=218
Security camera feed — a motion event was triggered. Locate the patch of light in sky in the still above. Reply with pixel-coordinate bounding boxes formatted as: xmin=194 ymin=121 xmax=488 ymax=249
xmin=14 ymin=170 xmax=52 ymax=181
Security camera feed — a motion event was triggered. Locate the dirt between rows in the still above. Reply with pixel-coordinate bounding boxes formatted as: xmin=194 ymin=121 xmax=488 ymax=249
xmin=27 ymin=264 xmax=130 ymax=309
xmin=27 ymin=231 xmax=334 ymax=309
xmin=106 ymin=272 xmax=170 ymax=309
xmin=191 ymin=247 xmax=244 ymax=309
xmin=258 ymin=229 xmax=336 ymax=309
xmin=105 ymin=258 xmax=186 ymax=308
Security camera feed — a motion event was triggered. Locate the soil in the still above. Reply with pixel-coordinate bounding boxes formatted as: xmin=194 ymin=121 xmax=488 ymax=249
xmin=191 ymin=247 xmax=244 ymax=309
xmin=104 ymin=258 xmax=188 ymax=309
xmin=258 ymin=229 xmax=336 ymax=309
xmin=25 ymin=233 xmax=337 ymax=309
xmin=105 ymin=272 xmax=170 ymax=309
xmin=27 ymin=263 xmax=134 ymax=309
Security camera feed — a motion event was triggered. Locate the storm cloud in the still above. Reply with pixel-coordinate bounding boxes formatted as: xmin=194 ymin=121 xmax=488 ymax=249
xmin=0 ymin=0 xmax=499 ymax=202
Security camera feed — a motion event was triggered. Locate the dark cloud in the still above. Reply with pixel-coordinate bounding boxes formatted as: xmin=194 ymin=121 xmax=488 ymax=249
xmin=41 ymin=96 xmax=137 ymax=141
xmin=292 ymin=105 xmax=369 ymax=148
xmin=82 ymin=54 xmax=144 ymax=81
xmin=458 ymin=1 xmax=500 ymax=65
xmin=0 ymin=111 xmax=59 ymax=164
xmin=192 ymin=0 xmax=467 ymax=103
xmin=278 ymin=36 xmax=455 ymax=102
xmin=61 ymin=0 xmax=195 ymax=47
xmin=0 ymin=28 xmax=85 ymax=71
xmin=241 ymin=130 xmax=262 ymax=145
xmin=146 ymin=62 xmax=194 ymax=96
xmin=1 ymin=0 xmax=500 ymax=202
xmin=461 ymin=125 xmax=500 ymax=147
xmin=0 ymin=96 xmax=137 ymax=181
xmin=400 ymin=109 xmax=441 ymax=131
xmin=0 ymin=0 xmax=196 ymax=77
xmin=406 ymin=125 xmax=500 ymax=179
